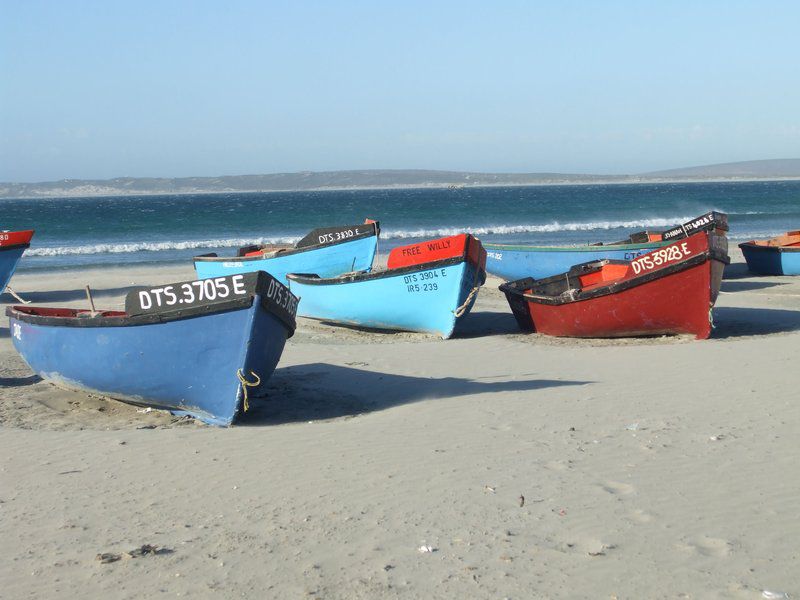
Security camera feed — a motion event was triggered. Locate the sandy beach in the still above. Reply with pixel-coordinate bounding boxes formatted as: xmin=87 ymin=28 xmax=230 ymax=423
xmin=1 ymin=249 xmax=798 ymax=599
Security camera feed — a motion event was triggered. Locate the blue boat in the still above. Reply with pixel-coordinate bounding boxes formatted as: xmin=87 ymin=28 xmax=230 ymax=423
xmin=194 ymin=220 xmax=380 ymax=285
xmin=286 ymin=233 xmax=486 ymax=339
xmin=7 ymin=271 xmax=298 ymax=426
xmin=0 ymin=229 xmax=34 ymax=291
xmin=484 ymin=212 xmax=728 ymax=280
xmin=739 ymin=231 xmax=800 ymax=275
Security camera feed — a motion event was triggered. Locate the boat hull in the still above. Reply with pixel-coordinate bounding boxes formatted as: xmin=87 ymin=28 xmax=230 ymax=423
xmin=8 ymin=273 xmax=296 ymax=426
xmin=519 ymin=260 xmax=723 ymax=338
xmin=194 ymin=226 xmax=379 ymax=284
xmin=0 ymin=245 xmax=28 ymax=290
xmin=287 ymin=233 xmax=486 ymax=339
xmin=500 ymin=232 xmax=728 ymax=339
xmin=739 ymin=244 xmax=800 ymax=275
xmin=0 ymin=229 xmax=34 ymax=290
xmin=288 ymin=260 xmax=481 ymax=339
xmin=485 ymin=242 xmax=664 ymax=281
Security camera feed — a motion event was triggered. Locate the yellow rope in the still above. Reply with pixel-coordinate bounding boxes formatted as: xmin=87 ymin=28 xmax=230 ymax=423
xmin=236 ymin=369 xmax=261 ymax=412
xmin=454 ymin=285 xmax=481 ymax=317
xmin=5 ymin=286 xmax=30 ymax=304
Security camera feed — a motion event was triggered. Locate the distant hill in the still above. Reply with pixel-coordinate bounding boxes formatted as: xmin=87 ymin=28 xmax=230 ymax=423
xmin=644 ymin=159 xmax=800 ymax=178
xmin=2 ymin=160 xmax=799 ymax=198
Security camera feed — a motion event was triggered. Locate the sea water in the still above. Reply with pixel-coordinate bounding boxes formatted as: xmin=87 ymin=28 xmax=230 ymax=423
xmin=3 ymin=180 xmax=799 ymax=272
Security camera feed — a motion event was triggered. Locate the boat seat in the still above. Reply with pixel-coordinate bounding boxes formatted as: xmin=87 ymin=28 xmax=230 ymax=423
xmin=243 ymin=244 xmax=292 ymax=257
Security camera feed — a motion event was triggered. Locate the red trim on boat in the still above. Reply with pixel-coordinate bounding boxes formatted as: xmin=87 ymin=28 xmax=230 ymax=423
xmin=387 ymin=233 xmax=486 ymax=271
xmin=0 ymin=229 xmax=34 ymax=248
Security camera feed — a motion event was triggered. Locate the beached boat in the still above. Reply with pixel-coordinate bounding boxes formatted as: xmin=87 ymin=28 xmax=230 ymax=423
xmin=1 ymin=229 xmax=34 ymax=291
xmin=738 ymin=231 xmax=800 ymax=275
xmin=286 ymin=233 xmax=487 ymax=338
xmin=484 ymin=211 xmax=728 ymax=281
xmin=194 ymin=220 xmax=380 ymax=284
xmin=7 ymin=271 xmax=298 ymax=426
xmin=499 ymin=230 xmax=730 ymax=339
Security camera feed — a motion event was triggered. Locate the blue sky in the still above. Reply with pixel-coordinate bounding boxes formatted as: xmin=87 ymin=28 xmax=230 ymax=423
xmin=2 ymin=0 xmax=799 ymax=181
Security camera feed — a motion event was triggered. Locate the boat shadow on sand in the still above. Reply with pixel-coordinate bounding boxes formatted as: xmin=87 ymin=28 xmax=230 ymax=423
xmin=308 ymin=310 xmax=522 ymax=339
xmin=455 ymin=310 xmax=521 ymax=338
xmin=720 ymin=280 xmax=787 ymax=292
xmin=245 ymin=363 xmax=590 ymax=425
xmin=722 ymin=263 xmax=755 ymax=280
xmin=713 ymin=307 xmax=800 ymax=338
xmin=0 ymin=374 xmax=42 ymax=387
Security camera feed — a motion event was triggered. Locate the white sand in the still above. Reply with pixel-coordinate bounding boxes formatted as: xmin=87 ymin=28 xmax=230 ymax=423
xmin=1 ymin=251 xmax=798 ymax=599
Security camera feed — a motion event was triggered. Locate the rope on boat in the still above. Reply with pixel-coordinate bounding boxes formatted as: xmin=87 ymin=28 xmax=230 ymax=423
xmin=454 ymin=285 xmax=481 ymax=317
xmin=236 ymin=369 xmax=261 ymax=413
xmin=5 ymin=287 xmax=30 ymax=304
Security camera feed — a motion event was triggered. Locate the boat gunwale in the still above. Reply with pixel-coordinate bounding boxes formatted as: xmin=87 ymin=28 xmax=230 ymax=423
xmin=6 ymin=296 xmax=255 ymax=328
xmin=192 ymin=222 xmax=379 ymax=263
xmin=483 ymin=240 xmax=667 ymax=253
xmin=738 ymin=240 xmax=800 ymax=253
xmin=499 ymin=248 xmax=729 ymax=306
xmin=8 ymin=292 xmax=298 ymax=335
xmin=287 ymin=255 xmax=480 ymax=286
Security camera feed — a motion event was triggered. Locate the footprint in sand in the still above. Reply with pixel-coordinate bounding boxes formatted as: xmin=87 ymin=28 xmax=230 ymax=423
xmin=544 ymin=461 xmax=570 ymax=471
xmin=553 ymin=537 xmax=615 ymax=556
xmin=627 ymin=508 xmax=654 ymax=524
xmin=680 ymin=536 xmax=733 ymax=557
xmin=600 ymin=481 xmax=636 ymax=496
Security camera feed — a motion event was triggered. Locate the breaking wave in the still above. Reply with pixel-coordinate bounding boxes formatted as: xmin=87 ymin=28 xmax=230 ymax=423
xmin=23 ymin=214 xmax=775 ymax=257
xmin=380 ymin=217 xmax=696 ymax=239
xmin=26 ymin=236 xmax=301 ymax=257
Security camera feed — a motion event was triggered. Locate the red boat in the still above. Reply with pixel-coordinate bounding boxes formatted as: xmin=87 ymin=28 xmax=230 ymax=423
xmin=499 ymin=230 xmax=730 ymax=339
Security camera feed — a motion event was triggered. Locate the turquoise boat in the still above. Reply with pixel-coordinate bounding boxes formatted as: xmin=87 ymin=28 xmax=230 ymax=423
xmin=194 ymin=220 xmax=380 ymax=285
xmin=484 ymin=211 xmax=728 ymax=281
xmin=286 ymin=234 xmax=487 ymax=339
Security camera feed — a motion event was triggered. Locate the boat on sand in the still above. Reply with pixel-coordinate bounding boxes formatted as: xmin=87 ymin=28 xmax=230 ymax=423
xmin=499 ymin=230 xmax=730 ymax=339
xmin=7 ymin=271 xmax=298 ymax=426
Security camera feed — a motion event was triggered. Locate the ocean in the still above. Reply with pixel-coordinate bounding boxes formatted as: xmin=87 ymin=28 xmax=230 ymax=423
xmin=4 ymin=180 xmax=800 ymax=272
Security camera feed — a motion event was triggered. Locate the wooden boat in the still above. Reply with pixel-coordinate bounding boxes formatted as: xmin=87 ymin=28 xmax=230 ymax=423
xmin=7 ymin=272 xmax=298 ymax=426
xmin=1 ymin=229 xmax=34 ymax=291
xmin=193 ymin=220 xmax=380 ymax=285
xmin=286 ymin=233 xmax=487 ymax=339
xmin=499 ymin=230 xmax=730 ymax=339
xmin=738 ymin=231 xmax=800 ymax=275
xmin=484 ymin=211 xmax=728 ymax=281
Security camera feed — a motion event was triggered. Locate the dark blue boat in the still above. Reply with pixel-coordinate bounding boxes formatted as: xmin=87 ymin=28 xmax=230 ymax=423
xmin=7 ymin=271 xmax=298 ymax=426
xmin=739 ymin=231 xmax=800 ymax=275
xmin=0 ymin=229 xmax=34 ymax=291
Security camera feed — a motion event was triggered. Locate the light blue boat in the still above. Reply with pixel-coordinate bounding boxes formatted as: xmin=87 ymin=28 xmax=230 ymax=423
xmin=0 ymin=229 xmax=34 ymax=291
xmin=485 ymin=211 xmax=728 ymax=281
xmin=286 ymin=234 xmax=487 ymax=339
xmin=485 ymin=241 xmax=662 ymax=281
xmin=194 ymin=221 xmax=380 ymax=285
xmin=739 ymin=231 xmax=800 ymax=275
xmin=7 ymin=271 xmax=298 ymax=426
